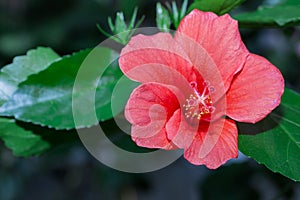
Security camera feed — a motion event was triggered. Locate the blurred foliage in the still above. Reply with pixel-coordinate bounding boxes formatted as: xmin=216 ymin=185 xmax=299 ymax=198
xmin=155 ymin=0 xmax=188 ymax=29
xmin=189 ymin=0 xmax=246 ymax=15
xmin=156 ymin=2 xmax=172 ymax=32
xmin=200 ymin=162 xmax=297 ymax=200
xmin=97 ymin=7 xmax=145 ymax=45
xmin=0 ymin=0 xmax=155 ymax=67
xmin=234 ymin=0 xmax=300 ymax=27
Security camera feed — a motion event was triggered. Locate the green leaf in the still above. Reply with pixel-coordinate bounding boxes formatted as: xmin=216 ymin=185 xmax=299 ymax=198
xmin=0 ymin=117 xmax=79 ymax=157
xmin=171 ymin=1 xmax=180 ymax=25
xmin=0 ymin=47 xmax=60 ymax=106
xmin=156 ymin=2 xmax=171 ymax=32
xmin=238 ymin=88 xmax=300 ymax=181
xmin=0 ymin=118 xmax=50 ymax=156
xmin=108 ymin=17 xmax=115 ymax=32
xmin=97 ymin=8 xmax=144 ymax=45
xmin=285 ymin=0 xmax=300 ymax=5
xmin=189 ymin=0 xmax=245 ymax=15
xmin=114 ymin=12 xmax=129 ymax=44
xmin=115 ymin=12 xmax=128 ymax=33
xmin=95 ymin=60 xmax=124 ymax=121
xmin=234 ymin=2 xmax=300 ymax=27
xmin=127 ymin=7 xmax=145 ymax=42
xmin=179 ymin=0 xmax=188 ymax=19
xmin=165 ymin=0 xmax=188 ymax=28
xmin=128 ymin=7 xmax=138 ymax=30
xmin=0 ymin=47 xmax=121 ymax=130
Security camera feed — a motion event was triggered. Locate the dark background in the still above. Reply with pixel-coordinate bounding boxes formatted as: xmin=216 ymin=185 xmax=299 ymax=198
xmin=1 ymin=0 xmax=300 ymax=199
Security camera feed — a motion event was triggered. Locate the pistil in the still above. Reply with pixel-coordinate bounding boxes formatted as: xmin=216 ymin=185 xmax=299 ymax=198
xmin=183 ymin=81 xmax=215 ymax=126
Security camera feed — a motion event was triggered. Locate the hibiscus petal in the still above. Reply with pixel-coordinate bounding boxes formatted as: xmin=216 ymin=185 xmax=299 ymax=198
xmin=166 ymin=109 xmax=199 ymax=149
xmin=120 ymin=63 xmax=194 ymax=98
xmin=119 ymin=32 xmax=195 ymax=83
xmin=226 ymin=54 xmax=284 ymax=123
xmin=184 ymin=118 xmax=238 ymax=169
xmin=131 ymin=105 xmax=177 ymax=150
xmin=166 ymin=110 xmax=229 ymax=157
xmin=175 ymin=35 xmax=227 ymax=103
xmin=176 ymin=9 xmax=249 ymax=91
xmin=125 ymin=83 xmax=181 ymax=149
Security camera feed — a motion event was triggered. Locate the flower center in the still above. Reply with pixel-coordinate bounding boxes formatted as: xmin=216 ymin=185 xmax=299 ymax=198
xmin=183 ymin=81 xmax=215 ymax=126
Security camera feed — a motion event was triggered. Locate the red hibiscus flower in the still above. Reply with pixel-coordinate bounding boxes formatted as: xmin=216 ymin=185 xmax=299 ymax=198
xmin=119 ymin=10 xmax=284 ymax=169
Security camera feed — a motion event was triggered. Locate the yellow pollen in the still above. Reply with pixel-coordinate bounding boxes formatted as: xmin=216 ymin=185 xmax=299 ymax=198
xmin=183 ymin=81 xmax=216 ymax=126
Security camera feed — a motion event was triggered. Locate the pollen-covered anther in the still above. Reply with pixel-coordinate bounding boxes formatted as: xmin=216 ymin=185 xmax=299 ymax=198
xmin=182 ymin=81 xmax=216 ymax=125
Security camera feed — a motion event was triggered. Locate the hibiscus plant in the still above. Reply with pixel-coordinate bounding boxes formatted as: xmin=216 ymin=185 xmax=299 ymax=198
xmin=1 ymin=0 xmax=300 ymax=182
